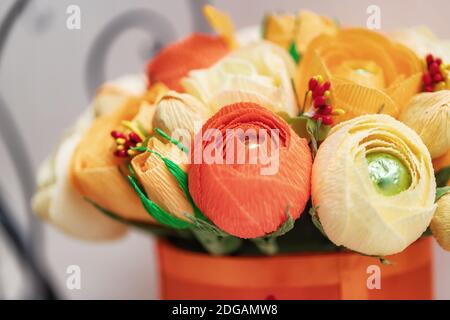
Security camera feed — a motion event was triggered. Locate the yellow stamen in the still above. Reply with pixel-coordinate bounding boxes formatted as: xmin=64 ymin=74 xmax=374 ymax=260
xmin=127 ymin=149 xmax=137 ymax=156
xmin=117 ymin=145 xmax=125 ymax=151
xmin=116 ymin=138 xmax=126 ymax=145
xmin=435 ymin=81 xmax=446 ymax=91
xmin=315 ymin=75 xmax=323 ymax=84
xmin=332 ymin=108 xmax=346 ymax=116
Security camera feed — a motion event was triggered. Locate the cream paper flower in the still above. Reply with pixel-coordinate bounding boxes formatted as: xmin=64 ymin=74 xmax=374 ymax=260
xmin=152 ymin=91 xmax=212 ymax=146
xmin=181 ymin=41 xmax=298 ymax=117
xmin=431 ymin=193 xmax=450 ymax=251
xmin=391 ymin=26 xmax=450 ymax=63
xmin=32 ymin=121 xmax=127 ymax=240
xmin=400 ymin=91 xmax=450 ymax=159
xmin=31 ymin=75 xmax=147 ymax=240
xmin=312 ymin=114 xmax=436 ymax=256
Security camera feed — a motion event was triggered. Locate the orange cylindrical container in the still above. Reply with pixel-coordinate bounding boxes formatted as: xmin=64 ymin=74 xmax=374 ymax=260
xmin=157 ymin=237 xmax=433 ymax=300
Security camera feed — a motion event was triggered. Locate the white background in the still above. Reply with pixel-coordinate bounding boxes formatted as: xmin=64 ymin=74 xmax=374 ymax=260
xmin=0 ymin=0 xmax=449 ymax=299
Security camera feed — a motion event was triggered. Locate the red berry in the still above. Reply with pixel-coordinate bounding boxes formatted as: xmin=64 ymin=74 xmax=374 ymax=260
xmin=114 ymin=150 xmax=128 ymax=158
xmin=308 ymin=78 xmax=318 ymax=90
xmin=319 ymin=105 xmax=333 ymax=115
xmin=313 ymin=85 xmax=325 ymax=98
xmin=429 ymin=62 xmax=440 ymax=75
xmin=322 ymin=81 xmax=331 ymax=91
xmin=436 ymin=58 xmax=442 ymax=65
xmin=314 ymin=96 xmax=326 ymax=108
xmin=433 ymin=73 xmax=443 ymax=82
xmin=424 ymin=85 xmax=434 ymax=92
xmin=322 ymin=115 xmax=333 ymax=125
xmin=422 ymin=72 xmax=432 ymax=85
xmin=312 ymin=114 xmax=322 ymax=121
xmin=129 ymin=132 xmax=142 ymax=143
xmin=111 ymin=130 xmax=125 ymax=139
xmin=426 ymin=54 xmax=434 ymax=65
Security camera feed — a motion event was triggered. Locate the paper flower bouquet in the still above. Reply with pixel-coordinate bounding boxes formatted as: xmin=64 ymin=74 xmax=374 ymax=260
xmin=32 ymin=6 xmax=450 ymax=299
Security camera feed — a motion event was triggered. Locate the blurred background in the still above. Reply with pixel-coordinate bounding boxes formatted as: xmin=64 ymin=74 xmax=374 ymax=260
xmin=0 ymin=0 xmax=449 ymax=299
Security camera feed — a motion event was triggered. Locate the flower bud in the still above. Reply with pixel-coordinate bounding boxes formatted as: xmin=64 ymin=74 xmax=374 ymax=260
xmin=431 ymin=193 xmax=450 ymax=251
xmin=400 ymin=91 xmax=450 ymax=158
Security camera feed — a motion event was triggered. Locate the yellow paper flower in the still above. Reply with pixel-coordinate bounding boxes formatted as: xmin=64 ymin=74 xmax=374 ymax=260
xmin=312 ymin=114 xmax=436 ymax=256
xmin=31 ymin=75 xmax=148 ymax=239
xmin=131 ymin=137 xmax=192 ymax=220
xmin=70 ymin=97 xmax=155 ymax=222
xmin=152 ymin=91 xmax=212 ymax=146
xmin=431 ymin=193 xmax=450 ymax=251
xmin=264 ymin=10 xmax=338 ymax=53
xmin=182 ymin=41 xmax=298 ymax=116
xmin=400 ymin=91 xmax=450 ymax=159
xmin=296 ymin=28 xmax=423 ymax=123
xmin=92 ymin=74 xmax=148 ymax=116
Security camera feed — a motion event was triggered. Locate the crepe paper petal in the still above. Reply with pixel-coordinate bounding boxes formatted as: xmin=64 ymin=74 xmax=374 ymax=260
xmin=431 ymin=193 xmax=450 ymax=251
xmin=182 ymin=41 xmax=298 ymax=117
xmin=390 ymin=26 xmax=450 ymax=63
xmin=143 ymin=82 xmax=169 ymax=105
xmin=146 ymin=33 xmax=229 ymax=92
xmin=312 ymin=114 xmax=436 ymax=256
xmin=70 ymin=97 xmax=154 ymax=222
xmin=263 ymin=13 xmax=296 ymax=49
xmin=188 ymin=102 xmax=312 ymax=239
xmin=297 ymin=28 xmax=422 ymax=123
xmin=152 ymin=91 xmax=212 ymax=148
xmin=32 ymin=130 xmax=127 ymax=240
xmin=203 ymin=5 xmax=237 ymax=49
xmin=92 ymin=74 xmax=148 ymax=117
xmin=400 ymin=91 xmax=450 ymax=158
xmin=332 ymin=82 xmax=398 ymax=122
xmin=294 ymin=10 xmax=338 ymax=54
xmin=251 ymin=210 xmax=295 ymax=255
xmin=131 ymin=138 xmax=193 ymax=221
xmin=295 ymin=50 xmax=333 ymax=111
xmin=385 ymin=72 xmax=422 ymax=113
xmin=127 ymin=174 xmax=191 ymax=229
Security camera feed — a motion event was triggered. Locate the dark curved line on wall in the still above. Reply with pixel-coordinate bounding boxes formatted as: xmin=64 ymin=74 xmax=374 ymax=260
xmin=85 ymin=8 xmax=177 ymax=99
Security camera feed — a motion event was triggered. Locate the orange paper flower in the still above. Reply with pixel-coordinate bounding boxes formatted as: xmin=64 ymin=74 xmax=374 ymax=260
xmin=70 ymin=97 xmax=155 ymax=222
xmin=146 ymin=33 xmax=229 ymax=92
xmin=188 ymin=103 xmax=312 ymax=238
xmin=296 ymin=28 xmax=423 ymax=123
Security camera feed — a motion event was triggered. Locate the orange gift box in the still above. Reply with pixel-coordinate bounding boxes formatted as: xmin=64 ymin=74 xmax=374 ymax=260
xmin=157 ymin=237 xmax=433 ymax=300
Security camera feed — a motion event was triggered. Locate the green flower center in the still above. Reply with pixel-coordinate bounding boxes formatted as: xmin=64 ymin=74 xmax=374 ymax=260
xmin=366 ymin=152 xmax=411 ymax=196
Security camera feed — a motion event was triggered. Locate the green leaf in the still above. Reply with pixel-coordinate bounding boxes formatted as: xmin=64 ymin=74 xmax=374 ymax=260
xmin=252 ymin=209 xmax=295 ymax=255
xmin=127 ymin=174 xmax=191 ymax=229
xmin=184 ymin=213 xmax=242 ymax=255
xmin=306 ymin=118 xmax=319 ymax=155
xmin=191 ymin=229 xmax=242 ymax=255
xmin=308 ymin=205 xmax=327 ymax=237
xmin=436 ymin=166 xmax=450 ymax=187
xmin=306 ymin=118 xmax=331 ymax=156
xmin=288 ymin=41 xmax=300 ymax=64
xmin=154 ymin=128 xmax=189 ymax=154
xmin=436 ymin=186 xmax=450 ymax=201
xmin=84 ymin=197 xmax=191 ymax=238
xmin=277 ymin=112 xmax=311 ymax=140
